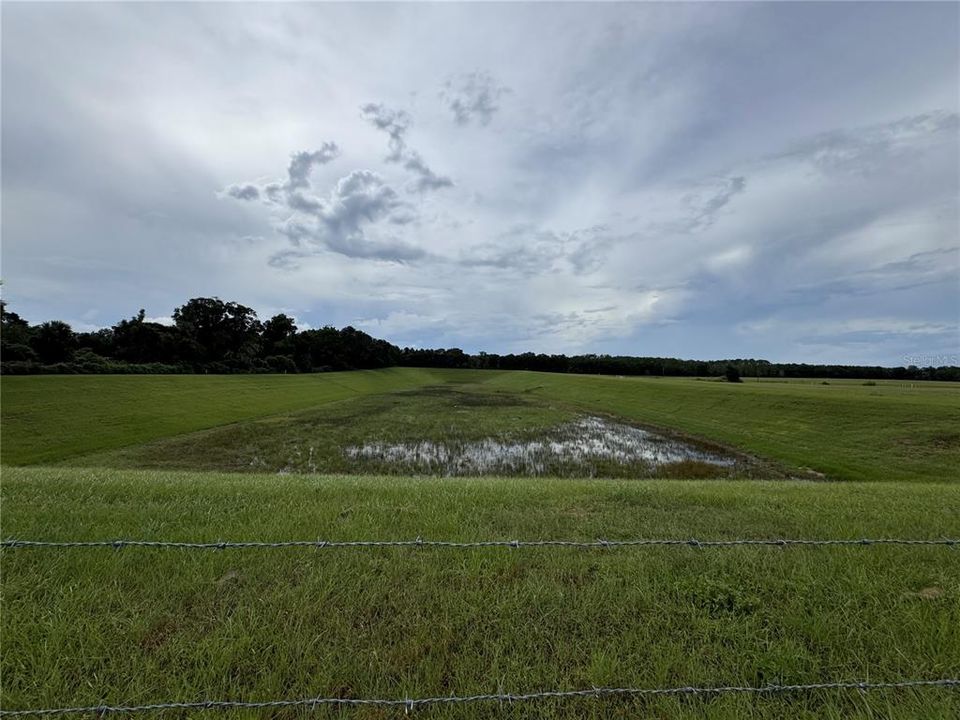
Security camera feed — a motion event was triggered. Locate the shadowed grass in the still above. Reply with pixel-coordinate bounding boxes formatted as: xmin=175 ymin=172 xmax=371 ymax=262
xmin=2 ymin=467 xmax=959 ymax=719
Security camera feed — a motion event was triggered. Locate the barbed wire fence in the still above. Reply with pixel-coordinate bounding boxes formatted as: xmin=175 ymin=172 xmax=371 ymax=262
xmin=3 ymin=536 xmax=958 ymax=715
xmin=3 ymin=537 xmax=958 ymax=550
xmin=0 ymin=679 xmax=958 ymax=717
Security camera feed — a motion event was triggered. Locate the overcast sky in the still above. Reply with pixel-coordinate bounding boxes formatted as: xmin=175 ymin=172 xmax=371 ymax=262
xmin=2 ymin=2 xmax=958 ymax=365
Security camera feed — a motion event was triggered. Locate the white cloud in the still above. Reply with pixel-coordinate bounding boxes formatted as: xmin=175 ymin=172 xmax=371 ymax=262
xmin=3 ymin=2 xmax=957 ymax=363
xmin=441 ymin=71 xmax=510 ymax=126
xmin=360 ymin=102 xmax=453 ymax=193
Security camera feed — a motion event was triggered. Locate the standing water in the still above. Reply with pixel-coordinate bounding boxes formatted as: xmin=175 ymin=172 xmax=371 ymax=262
xmin=343 ymin=415 xmax=737 ymax=476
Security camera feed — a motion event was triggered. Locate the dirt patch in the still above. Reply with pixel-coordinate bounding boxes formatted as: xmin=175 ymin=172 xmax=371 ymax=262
xmin=139 ymin=616 xmax=178 ymax=652
xmin=928 ymin=433 xmax=960 ymax=449
xmin=896 ymin=431 xmax=960 ymax=453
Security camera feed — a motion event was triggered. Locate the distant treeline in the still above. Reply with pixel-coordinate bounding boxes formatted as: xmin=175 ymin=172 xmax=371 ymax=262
xmin=2 ymin=297 xmax=957 ymax=381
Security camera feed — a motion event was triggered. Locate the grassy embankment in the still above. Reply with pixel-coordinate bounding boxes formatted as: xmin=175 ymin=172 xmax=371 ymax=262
xmin=0 ymin=368 xmax=441 ymax=466
xmin=4 ymin=369 xmax=955 ymax=481
xmin=484 ymin=371 xmax=960 ymax=482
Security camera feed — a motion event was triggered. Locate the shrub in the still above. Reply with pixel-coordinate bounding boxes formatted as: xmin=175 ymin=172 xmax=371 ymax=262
xmin=2 ymin=343 xmax=39 ymax=362
xmin=265 ymin=355 xmax=298 ymax=373
xmin=1 ymin=360 xmax=42 ymax=375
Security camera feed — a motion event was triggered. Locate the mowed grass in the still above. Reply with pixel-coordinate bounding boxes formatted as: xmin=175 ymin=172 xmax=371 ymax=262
xmin=68 ymin=385 xmax=576 ymax=473
xmin=0 ymin=368 xmax=441 ymax=466
xmin=479 ymin=371 xmax=960 ymax=482
xmin=3 ymin=369 xmax=958 ymax=481
xmin=71 ymin=385 xmax=765 ymax=480
xmin=2 ymin=467 xmax=959 ymax=719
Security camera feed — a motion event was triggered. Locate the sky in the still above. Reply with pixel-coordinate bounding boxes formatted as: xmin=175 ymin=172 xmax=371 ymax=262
xmin=2 ymin=1 xmax=958 ymax=365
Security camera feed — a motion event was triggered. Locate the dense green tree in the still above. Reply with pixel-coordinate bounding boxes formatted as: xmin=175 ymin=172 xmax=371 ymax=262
xmin=2 ymin=343 xmax=38 ymax=362
xmin=30 ymin=320 xmax=77 ymax=364
xmin=2 ymin=297 xmax=957 ymax=381
xmin=261 ymin=313 xmax=298 ymax=360
xmin=76 ymin=328 xmax=116 ymax=358
xmin=173 ymin=298 xmax=262 ymax=367
xmin=112 ymin=311 xmax=184 ymax=365
xmin=1 ymin=300 xmax=32 ymax=347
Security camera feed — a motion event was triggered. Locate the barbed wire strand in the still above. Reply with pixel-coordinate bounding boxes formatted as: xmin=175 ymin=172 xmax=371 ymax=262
xmin=1 ymin=537 xmax=957 ymax=550
xmin=0 ymin=678 xmax=956 ymax=716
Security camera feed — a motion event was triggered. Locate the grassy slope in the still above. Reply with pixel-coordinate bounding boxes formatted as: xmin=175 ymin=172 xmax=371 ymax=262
xmin=4 ymin=369 xmax=959 ymax=481
xmin=2 ymin=467 xmax=959 ymax=719
xmin=67 ymin=383 xmax=763 ymax=480
xmin=477 ymin=371 xmax=960 ymax=482
xmin=0 ymin=368 xmax=440 ymax=466
xmin=66 ymin=384 xmax=581 ymax=474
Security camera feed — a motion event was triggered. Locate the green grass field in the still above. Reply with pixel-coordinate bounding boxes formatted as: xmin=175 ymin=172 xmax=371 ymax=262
xmin=482 ymin=371 xmax=960 ymax=483
xmin=3 ymin=370 xmax=958 ymax=481
xmin=3 ymin=468 xmax=959 ymax=718
xmin=2 ymin=370 xmax=958 ymax=717
xmin=0 ymin=368 xmax=440 ymax=466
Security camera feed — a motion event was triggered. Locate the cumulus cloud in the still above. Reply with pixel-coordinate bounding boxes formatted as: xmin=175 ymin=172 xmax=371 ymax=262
xmin=276 ymin=169 xmax=423 ymax=262
xmin=221 ymin=143 xmax=341 ymax=205
xmin=441 ymin=71 xmax=510 ymax=126
xmin=286 ymin=144 xmax=340 ymax=189
xmin=276 ymin=169 xmax=424 ymax=261
xmin=402 ymin=153 xmax=455 ymax=192
xmin=360 ymin=102 xmax=453 ymax=192
xmin=315 ymin=170 xmax=408 ymax=245
xmin=222 ymin=139 xmax=423 ymax=262
xmin=222 ymin=183 xmax=261 ymax=201
xmin=359 ymin=103 xmax=410 ymax=160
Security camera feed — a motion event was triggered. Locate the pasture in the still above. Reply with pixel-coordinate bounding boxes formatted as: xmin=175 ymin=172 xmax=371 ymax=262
xmin=1 ymin=370 xmax=958 ymax=717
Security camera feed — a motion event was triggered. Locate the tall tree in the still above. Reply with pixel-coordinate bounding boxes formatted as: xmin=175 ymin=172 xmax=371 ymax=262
xmin=172 ymin=297 xmax=262 ymax=367
xmin=112 ymin=310 xmax=183 ymax=364
xmin=30 ymin=320 xmax=76 ymax=364
xmin=1 ymin=300 xmax=32 ymax=347
xmin=261 ymin=313 xmax=298 ymax=356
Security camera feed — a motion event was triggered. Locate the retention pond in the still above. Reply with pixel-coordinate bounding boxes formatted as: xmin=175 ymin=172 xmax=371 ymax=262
xmin=344 ymin=415 xmax=740 ymax=477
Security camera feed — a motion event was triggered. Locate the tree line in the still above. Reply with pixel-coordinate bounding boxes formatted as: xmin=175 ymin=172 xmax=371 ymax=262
xmin=2 ymin=297 xmax=957 ymax=381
